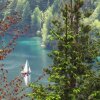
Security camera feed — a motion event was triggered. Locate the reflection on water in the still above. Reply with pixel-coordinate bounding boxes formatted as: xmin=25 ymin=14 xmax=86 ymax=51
xmin=0 ymin=36 xmax=52 ymax=83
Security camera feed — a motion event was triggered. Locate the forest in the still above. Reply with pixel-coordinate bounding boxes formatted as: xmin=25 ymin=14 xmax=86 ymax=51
xmin=0 ymin=0 xmax=100 ymax=100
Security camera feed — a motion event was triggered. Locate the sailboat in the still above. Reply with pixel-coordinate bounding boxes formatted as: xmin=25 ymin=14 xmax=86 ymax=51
xmin=21 ymin=60 xmax=31 ymax=86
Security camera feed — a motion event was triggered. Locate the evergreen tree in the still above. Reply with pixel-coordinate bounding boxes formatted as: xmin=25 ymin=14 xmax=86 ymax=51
xmin=15 ymin=0 xmax=27 ymax=13
xmin=52 ymin=0 xmax=61 ymax=14
xmin=28 ymin=0 xmax=100 ymax=100
xmin=31 ymin=6 xmax=42 ymax=35
xmin=83 ymin=1 xmax=100 ymax=33
xmin=29 ymin=0 xmax=40 ymax=10
xmin=29 ymin=0 xmax=53 ymax=11
xmin=22 ymin=1 xmax=31 ymax=24
xmin=9 ymin=0 xmax=18 ymax=14
xmin=41 ymin=7 xmax=53 ymax=45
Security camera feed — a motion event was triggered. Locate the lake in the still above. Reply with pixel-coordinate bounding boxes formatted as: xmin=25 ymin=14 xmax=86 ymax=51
xmin=0 ymin=36 xmax=52 ymax=83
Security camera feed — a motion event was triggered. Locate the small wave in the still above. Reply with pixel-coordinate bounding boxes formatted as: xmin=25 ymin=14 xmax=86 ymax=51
xmin=4 ymin=65 xmax=19 ymax=70
xmin=10 ymin=53 xmax=37 ymax=58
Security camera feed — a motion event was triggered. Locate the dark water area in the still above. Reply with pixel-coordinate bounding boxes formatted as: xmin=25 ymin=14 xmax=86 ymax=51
xmin=0 ymin=36 xmax=52 ymax=83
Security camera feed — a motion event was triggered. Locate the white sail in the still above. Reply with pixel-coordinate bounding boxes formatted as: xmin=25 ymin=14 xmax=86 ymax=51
xmin=21 ymin=60 xmax=31 ymax=86
xmin=23 ymin=60 xmax=29 ymax=72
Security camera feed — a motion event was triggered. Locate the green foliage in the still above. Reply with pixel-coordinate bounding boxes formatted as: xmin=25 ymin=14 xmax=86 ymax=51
xmin=83 ymin=1 xmax=100 ymax=32
xmin=41 ymin=7 xmax=53 ymax=44
xmin=31 ymin=6 xmax=42 ymax=34
xmin=28 ymin=83 xmax=46 ymax=100
xmin=28 ymin=83 xmax=61 ymax=100
xmin=78 ymin=73 xmax=100 ymax=99
xmin=29 ymin=1 xmax=100 ymax=99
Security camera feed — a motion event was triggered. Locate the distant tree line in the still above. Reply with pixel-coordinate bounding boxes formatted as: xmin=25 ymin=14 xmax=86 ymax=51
xmin=1 ymin=0 xmax=99 ymax=49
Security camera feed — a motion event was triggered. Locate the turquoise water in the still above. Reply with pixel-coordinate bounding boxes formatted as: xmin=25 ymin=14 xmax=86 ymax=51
xmin=0 ymin=36 xmax=52 ymax=83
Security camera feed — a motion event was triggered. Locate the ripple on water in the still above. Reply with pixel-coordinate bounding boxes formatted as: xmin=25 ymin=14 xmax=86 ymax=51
xmin=1 ymin=37 xmax=52 ymax=82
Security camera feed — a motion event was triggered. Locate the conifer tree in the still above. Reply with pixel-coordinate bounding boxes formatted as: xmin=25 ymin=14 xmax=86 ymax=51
xmin=41 ymin=7 xmax=53 ymax=45
xmin=28 ymin=0 xmax=100 ymax=100
xmin=15 ymin=0 xmax=27 ymax=13
xmin=10 ymin=0 xmax=18 ymax=14
xmin=31 ymin=6 xmax=42 ymax=35
xmin=22 ymin=1 xmax=31 ymax=24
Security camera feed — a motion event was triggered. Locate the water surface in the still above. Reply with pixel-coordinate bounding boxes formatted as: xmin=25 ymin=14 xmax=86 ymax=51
xmin=0 ymin=36 xmax=52 ymax=83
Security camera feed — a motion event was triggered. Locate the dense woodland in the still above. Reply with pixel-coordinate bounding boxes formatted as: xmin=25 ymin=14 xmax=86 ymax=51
xmin=0 ymin=0 xmax=100 ymax=100
xmin=1 ymin=0 xmax=99 ymax=49
xmin=0 ymin=0 xmax=63 ymax=49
